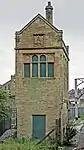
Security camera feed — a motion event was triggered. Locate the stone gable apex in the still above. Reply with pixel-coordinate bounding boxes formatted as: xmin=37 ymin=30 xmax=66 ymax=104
xmin=16 ymin=13 xmax=63 ymax=35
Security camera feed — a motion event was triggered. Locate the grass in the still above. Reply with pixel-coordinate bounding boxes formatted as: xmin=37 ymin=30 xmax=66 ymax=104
xmin=0 ymin=138 xmax=65 ymax=150
xmin=69 ymin=115 xmax=84 ymax=126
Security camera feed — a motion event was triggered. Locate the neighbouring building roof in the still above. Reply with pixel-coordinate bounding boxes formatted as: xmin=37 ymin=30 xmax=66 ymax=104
xmin=1 ymin=80 xmax=11 ymax=90
xmin=68 ymin=89 xmax=84 ymax=104
xmin=1 ymin=75 xmax=15 ymax=91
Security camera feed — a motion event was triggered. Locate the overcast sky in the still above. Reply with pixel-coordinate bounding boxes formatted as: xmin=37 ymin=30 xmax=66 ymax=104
xmin=0 ymin=0 xmax=84 ymax=90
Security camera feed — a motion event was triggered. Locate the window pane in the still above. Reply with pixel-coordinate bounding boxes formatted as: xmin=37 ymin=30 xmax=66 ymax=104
xmin=40 ymin=55 xmax=46 ymax=62
xmin=32 ymin=55 xmax=38 ymax=62
xmin=40 ymin=63 xmax=46 ymax=77
xmin=24 ymin=63 xmax=30 ymax=77
xmin=32 ymin=63 xmax=38 ymax=77
xmin=48 ymin=63 xmax=54 ymax=77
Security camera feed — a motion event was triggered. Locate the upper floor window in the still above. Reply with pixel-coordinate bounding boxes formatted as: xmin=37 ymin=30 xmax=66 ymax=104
xmin=48 ymin=63 xmax=54 ymax=77
xmin=24 ymin=63 xmax=30 ymax=77
xmin=24 ymin=54 xmax=54 ymax=78
xmin=32 ymin=55 xmax=38 ymax=77
xmin=40 ymin=55 xmax=46 ymax=77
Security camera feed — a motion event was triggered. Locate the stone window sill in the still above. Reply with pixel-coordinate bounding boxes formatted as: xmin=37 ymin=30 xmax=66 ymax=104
xmin=23 ymin=77 xmax=55 ymax=80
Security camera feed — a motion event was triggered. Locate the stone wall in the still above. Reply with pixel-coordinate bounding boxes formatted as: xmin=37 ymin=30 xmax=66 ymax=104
xmin=10 ymin=75 xmax=16 ymax=129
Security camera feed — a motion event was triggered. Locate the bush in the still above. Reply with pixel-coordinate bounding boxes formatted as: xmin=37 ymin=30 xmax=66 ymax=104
xmin=63 ymin=124 xmax=77 ymax=146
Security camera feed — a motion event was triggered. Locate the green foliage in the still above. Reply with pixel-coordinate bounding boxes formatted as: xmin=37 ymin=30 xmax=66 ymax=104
xmin=0 ymin=88 xmax=10 ymax=120
xmin=63 ymin=124 xmax=77 ymax=146
xmin=78 ymin=115 xmax=84 ymax=120
xmin=0 ymin=138 xmax=65 ymax=150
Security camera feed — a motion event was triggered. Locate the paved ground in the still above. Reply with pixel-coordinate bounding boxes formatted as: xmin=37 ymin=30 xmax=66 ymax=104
xmin=0 ymin=129 xmax=16 ymax=142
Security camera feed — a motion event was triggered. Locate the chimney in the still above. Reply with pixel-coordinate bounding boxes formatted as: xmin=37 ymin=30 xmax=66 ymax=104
xmin=45 ymin=1 xmax=53 ymax=24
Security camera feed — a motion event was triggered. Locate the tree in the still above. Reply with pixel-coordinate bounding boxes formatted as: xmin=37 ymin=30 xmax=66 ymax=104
xmin=0 ymin=88 xmax=10 ymax=120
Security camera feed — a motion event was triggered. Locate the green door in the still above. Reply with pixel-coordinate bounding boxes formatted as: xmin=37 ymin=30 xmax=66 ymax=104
xmin=32 ymin=115 xmax=46 ymax=139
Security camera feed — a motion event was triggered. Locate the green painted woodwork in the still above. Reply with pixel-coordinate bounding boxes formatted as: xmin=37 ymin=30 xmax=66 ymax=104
xmin=32 ymin=115 xmax=46 ymax=139
xmin=48 ymin=63 xmax=54 ymax=77
xmin=24 ymin=63 xmax=30 ymax=77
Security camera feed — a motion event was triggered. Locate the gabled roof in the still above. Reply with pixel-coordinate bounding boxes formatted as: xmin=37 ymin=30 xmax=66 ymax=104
xmin=2 ymin=80 xmax=11 ymax=87
xmin=16 ymin=13 xmax=62 ymax=35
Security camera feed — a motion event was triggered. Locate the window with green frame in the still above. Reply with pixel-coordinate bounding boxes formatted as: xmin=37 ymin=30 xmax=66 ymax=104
xmin=24 ymin=63 xmax=30 ymax=77
xmin=40 ymin=55 xmax=46 ymax=77
xmin=48 ymin=63 xmax=54 ymax=77
xmin=32 ymin=55 xmax=38 ymax=77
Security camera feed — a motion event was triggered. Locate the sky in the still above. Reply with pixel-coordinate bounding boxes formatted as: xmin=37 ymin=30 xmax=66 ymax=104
xmin=0 ymin=0 xmax=84 ymax=90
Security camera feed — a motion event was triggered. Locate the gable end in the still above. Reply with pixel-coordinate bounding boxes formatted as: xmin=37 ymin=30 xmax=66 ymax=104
xmin=16 ymin=14 xmax=62 ymax=35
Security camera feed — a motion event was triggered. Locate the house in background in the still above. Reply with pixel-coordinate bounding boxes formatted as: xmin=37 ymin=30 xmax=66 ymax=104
xmin=0 ymin=80 xmax=11 ymax=135
xmin=68 ymin=89 xmax=84 ymax=119
xmin=0 ymin=75 xmax=16 ymax=133
xmin=1 ymin=80 xmax=11 ymax=90
xmin=15 ymin=1 xmax=69 ymax=142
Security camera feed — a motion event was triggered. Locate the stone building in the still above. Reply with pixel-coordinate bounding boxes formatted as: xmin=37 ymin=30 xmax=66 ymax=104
xmin=68 ymin=89 xmax=84 ymax=119
xmin=15 ymin=1 xmax=69 ymax=141
xmin=1 ymin=80 xmax=11 ymax=90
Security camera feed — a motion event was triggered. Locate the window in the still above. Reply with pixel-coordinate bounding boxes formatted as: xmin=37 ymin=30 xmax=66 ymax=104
xmin=40 ymin=55 xmax=46 ymax=77
xmin=48 ymin=63 xmax=54 ymax=77
xmin=24 ymin=63 xmax=30 ymax=77
xmin=32 ymin=55 xmax=38 ymax=77
xmin=24 ymin=54 xmax=54 ymax=78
